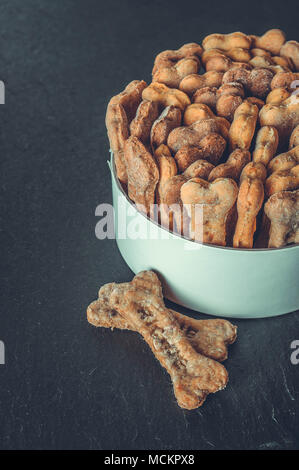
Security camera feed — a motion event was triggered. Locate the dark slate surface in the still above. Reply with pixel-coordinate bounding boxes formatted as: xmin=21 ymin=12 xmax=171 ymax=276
xmin=0 ymin=0 xmax=299 ymax=450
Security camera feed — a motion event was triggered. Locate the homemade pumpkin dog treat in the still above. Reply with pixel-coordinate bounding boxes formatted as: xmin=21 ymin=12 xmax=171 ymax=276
xmin=264 ymin=190 xmax=299 ymax=247
xmin=280 ymin=41 xmax=299 ymax=71
xmin=208 ymin=148 xmax=250 ymax=182
xmin=87 ymin=271 xmax=237 ymax=362
xmin=233 ymin=162 xmax=267 ymax=248
xmin=154 ymin=145 xmax=178 ymax=203
xmin=106 ymin=29 xmax=299 ymax=249
xmin=252 ymin=126 xmax=279 ymax=166
xmin=228 ymin=101 xmax=259 ymax=150
xmin=87 ymin=271 xmax=237 ymax=409
xmin=179 ymin=71 xmax=224 ymax=96
xmin=151 ymin=105 xmax=182 ymax=149
xmin=180 ymin=177 xmax=238 ymax=245
xmin=265 ymin=165 xmax=299 ymax=197
xmin=106 ymin=80 xmax=147 ymax=183
xmin=142 ymin=82 xmax=190 ymax=111
xmin=124 ymin=136 xmax=159 ymax=214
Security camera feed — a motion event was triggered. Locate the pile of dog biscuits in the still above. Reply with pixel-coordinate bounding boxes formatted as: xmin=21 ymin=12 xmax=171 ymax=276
xmin=106 ymin=30 xmax=299 ymax=249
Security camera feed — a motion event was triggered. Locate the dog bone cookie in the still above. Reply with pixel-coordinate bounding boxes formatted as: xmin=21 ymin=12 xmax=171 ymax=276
xmin=153 ymin=43 xmax=203 ymax=74
xmin=252 ymin=126 xmax=279 ymax=166
xmin=229 ymin=101 xmax=259 ymax=150
xmin=153 ymin=56 xmax=200 ymax=88
xmin=106 ymin=80 xmax=147 ymax=183
xmin=179 ymin=71 xmax=224 ymax=96
xmin=280 ymin=41 xmax=299 ymax=71
xmin=183 ymin=159 xmax=215 ymax=179
xmin=87 ymin=271 xmax=237 ymax=362
xmin=150 ymin=105 xmax=182 ymax=149
xmin=267 ymin=145 xmax=299 ymax=174
xmin=130 ymin=100 xmax=160 ymax=143
xmin=208 ymin=148 xmax=251 ymax=182
xmin=250 ymin=29 xmax=286 ymax=55
xmin=271 ymin=72 xmax=299 ymax=91
xmin=159 ymin=174 xmax=188 ymax=232
xmin=264 ymin=190 xmax=299 ymax=247
xmin=124 ymin=136 xmax=159 ymax=214
xmin=192 ymin=89 xmax=218 ymax=113
xmin=202 ymin=32 xmax=251 ymax=51
xmin=154 ymin=145 xmax=178 ymax=203
xmin=266 ymin=87 xmax=291 ymax=105
xmin=222 ymin=67 xmax=274 ymax=99
xmin=265 ymin=165 xmax=299 ymax=196
xmin=233 ymin=162 xmax=267 ymax=248
xmin=259 ymin=94 xmax=299 ymax=141
xmin=142 ymin=82 xmax=191 ymax=111
xmin=104 ymin=271 xmax=229 ymax=409
xmin=181 ymin=177 xmax=238 ymax=245
xmin=216 ymin=82 xmax=245 ymax=122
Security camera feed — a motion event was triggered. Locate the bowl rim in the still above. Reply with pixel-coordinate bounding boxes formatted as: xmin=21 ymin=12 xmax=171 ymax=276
xmin=109 ymin=151 xmax=299 ymax=253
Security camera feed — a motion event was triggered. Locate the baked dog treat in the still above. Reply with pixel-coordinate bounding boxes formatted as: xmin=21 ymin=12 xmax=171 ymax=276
xmin=264 ymin=190 xmax=299 ymax=247
xmin=233 ymin=162 xmax=267 ymax=248
xmin=202 ymin=32 xmax=251 ymax=51
xmin=184 ymin=103 xmax=215 ymax=125
xmin=181 ymin=177 xmax=238 ymax=245
xmin=150 ymin=105 xmax=182 ymax=149
xmin=153 ymin=56 xmax=200 ymax=88
xmin=271 ymin=72 xmax=299 ymax=92
xmin=192 ymin=87 xmax=218 ymax=111
xmin=152 ymin=43 xmax=203 ymax=75
xmin=250 ymin=29 xmax=286 ymax=55
xmin=265 ymin=165 xmax=299 ymax=197
xmin=87 ymin=271 xmax=237 ymax=362
xmin=222 ymin=67 xmax=274 ymax=99
xmin=130 ymin=100 xmax=160 ymax=143
xmin=208 ymin=148 xmax=251 ymax=182
xmin=267 ymin=145 xmax=299 ymax=174
xmin=259 ymin=94 xmax=299 ymax=142
xmin=154 ymin=145 xmax=178 ymax=203
xmin=106 ymin=80 xmax=147 ymax=183
xmin=142 ymin=82 xmax=191 ymax=111
xmin=179 ymin=71 xmax=224 ymax=95
xmin=124 ymin=136 xmax=159 ymax=214
xmin=159 ymin=174 xmax=188 ymax=232
xmin=94 ymin=271 xmax=229 ymax=409
xmin=252 ymin=126 xmax=279 ymax=166
xmin=280 ymin=41 xmax=299 ymax=71
xmin=266 ymin=87 xmax=291 ymax=105
xmin=183 ymin=159 xmax=215 ymax=179
xmin=228 ymin=101 xmax=259 ymax=150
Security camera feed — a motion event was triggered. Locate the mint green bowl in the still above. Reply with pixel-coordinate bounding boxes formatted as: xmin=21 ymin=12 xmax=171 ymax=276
xmin=109 ymin=155 xmax=299 ymax=319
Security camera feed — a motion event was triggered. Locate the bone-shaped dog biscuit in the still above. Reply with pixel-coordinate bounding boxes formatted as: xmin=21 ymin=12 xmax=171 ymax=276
xmin=181 ymin=177 xmax=238 ymax=246
xmin=265 ymin=165 xmax=299 ymax=197
xmin=233 ymin=162 xmax=267 ymax=248
xmin=252 ymin=126 xmax=279 ymax=166
xmin=154 ymin=145 xmax=178 ymax=204
xmin=142 ymin=82 xmax=191 ymax=111
xmin=229 ymin=101 xmax=259 ymax=151
xmin=208 ymin=148 xmax=251 ymax=182
xmin=88 ymin=271 xmax=231 ymax=409
xmin=124 ymin=136 xmax=159 ymax=214
xmin=264 ymin=190 xmax=299 ymax=248
xmin=106 ymin=80 xmax=147 ymax=183
xmin=130 ymin=100 xmax=159 ymax=143
xmin=150 ymin=105 xmax=182 ymax=150
xmin=87 ymin=271 xmax=237 ymax=362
